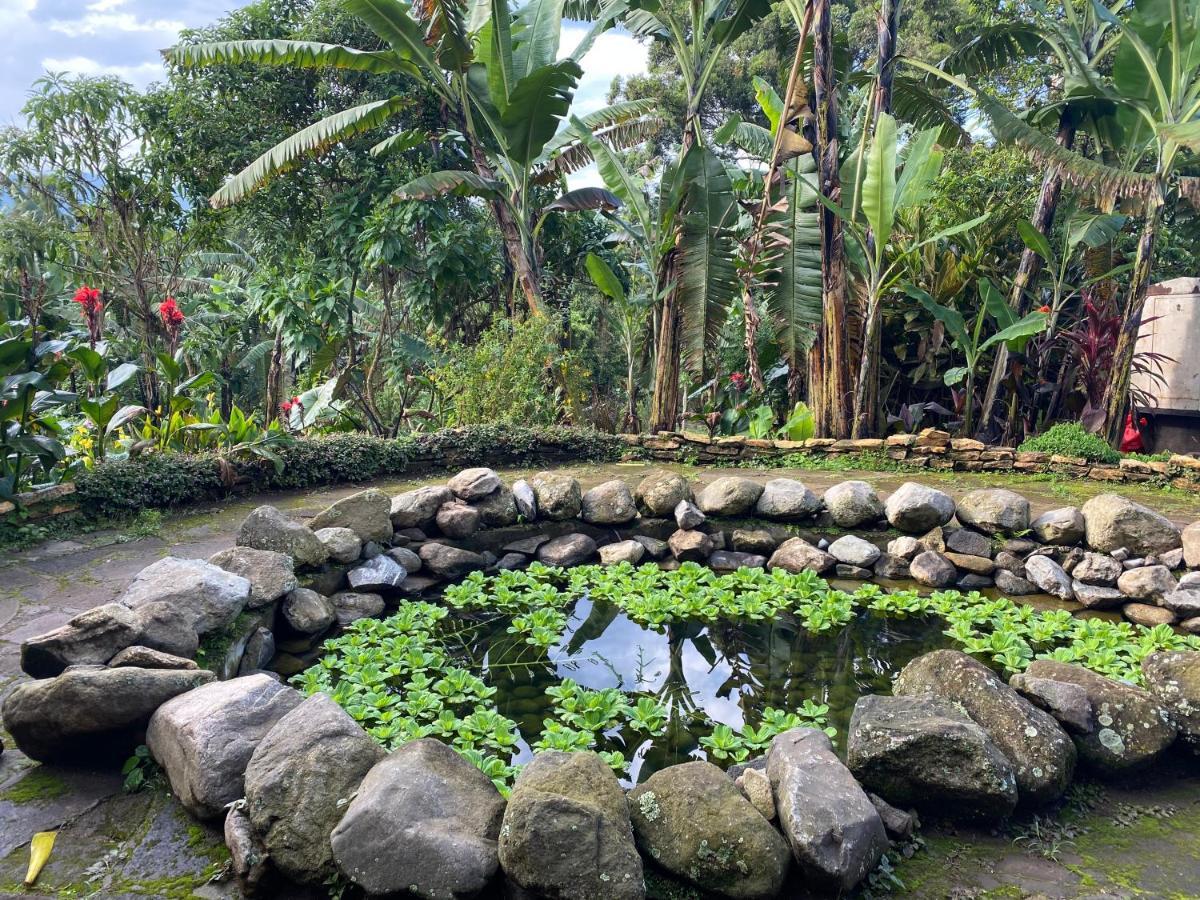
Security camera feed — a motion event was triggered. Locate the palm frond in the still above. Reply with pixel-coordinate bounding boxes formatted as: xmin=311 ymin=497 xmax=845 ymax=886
xmin=766 ymin=155 xmax=821 ymax=361
xmin=392 ymin=169 xmax=503 ymax=200
xmin=210 ymin=97 xmax=406 ymax=208
xmin=164 ymin=40 xmax=412 ymax=76
xmin=235 ymin=340 xmax=275 ymax=374
xmin=940 ymin=24 xmax=1056 ymax=75
xmin=537 ymin=115 xmax=661 ymax=181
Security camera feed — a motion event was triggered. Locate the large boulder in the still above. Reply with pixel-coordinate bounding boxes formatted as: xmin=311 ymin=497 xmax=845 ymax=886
xmin=668 ymin=529 xmax=713 ymax=562
xmin=331 ymin=738 xmax=506 ymax=899
xmin=847 ymin=694 xmax=1018 ymax=822
xmin=109 ymin=645 xmax=199 ymax=670
xmin=310 ymin=488 xmax=393 ymax=544
xmin=331 ymin=591 xmax=385 ymax=626
xmin=955 ymin=489 xmax=1030 ymax=535
xmin=1014 ymin=660 xmax=1176 ymax=775
xmin=1024 ymin=555 xmax=1074 ymax=601
xmin=147 ymin=673 xmax=303 ymax=819
xmin=2 ymin=665 xmax=214 ymax=763
xmin=20 ymin=602 xmax=140 ymax=678
xmin=1031 ymin=507 xmax=1086 ymax=545
xmin=674 ymin=499 xmax=705 ymax=530
xmin=909 ymin=551 xmax=957 ymax=588
xmin=498 ymin=751 xmax=643 ymax=900
xmin=449 ymin=467 xmax=502 ymax=501
xmin=347 ymin=555 xmax=407 ymax=591
xmin=627 ymin=761 xmax=790 ymax=900
xmin=238 ymin=505 xmax=328 ymax=567
xmin=282 ymin=588 xmax=335 ymax=635
xmin=119 ymin=556 xmax=251 ymax=636
xmin=1140 ymin=651 xmax=1200 ymax=750
xmin=945 ymin=528 xmax=994 ymax=558
xmin=754 ymin=478 xmax=820 ymax=520
xmin=419 ymin=542 xmax=488 ymax=579
xmin=1184 ymin=521 xmax=1200 ymax=568
xmin=127 ymin=601 xmax=200 ymax=659
xmin=767 ymin=729 xmax=887 ymax=893
xmin=1072 ymin=581 xmax=1126 ymax=609
xmin=767 ymin=537 xmax=835 ymax=574
xmin=1072 ymin=552 xmax=1123 ymax=587
xmin=581 ymin=480 xmax=638 ymax=525
xmin=635 ymin=470 xmax=691 ymax=517
xmin=513 ymin=479 xmax=538 ymax=520
xmin=1116 ymin=565 xmax=1177 ymax=602
xmin=473 ymin=486 xmax=519 ymax=527
xmin=828 ymin=535 xmax=881 ymax=568
xmin=884 ymin=483 xmax=956 ymax=533
xmin=537 ymin=533 xmax=598 ymax=567
xmin=436 ymin=501 xmax=483 ymax=538
xmin=209 ymin=547 xmax=297 ymax=607
xmin=1081 ymin=493 xmax=1182 ymax=556
xmin=314 ymin=526 xmax=362 ymax=564
xmin=599 ymin=540 xmax=646 ymax=566
xmin=528 ymin=471 xmax=583 ymax=520
xmin=696 ymin=476 xmax=764 ymax=517
xmin=893 ymin=650 xmax=1074 ymax=804
xmin=822 ymin=481 xmax=884 ymax=528
xmin=391 ymin=485 xmax=454 ymax=529
xmin=244 ymin=693 xmax=384 ymax=884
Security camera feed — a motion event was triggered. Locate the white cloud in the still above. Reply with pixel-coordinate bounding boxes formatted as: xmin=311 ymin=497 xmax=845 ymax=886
xmin=49 ymin=11 xmax=183 ymax=37
xmin=41 ymin=55 xmax=163 ymax=86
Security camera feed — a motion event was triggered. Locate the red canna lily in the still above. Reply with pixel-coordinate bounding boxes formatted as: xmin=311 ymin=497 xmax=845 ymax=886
xmin=1038 ymin=305 xmax=1051 ymax=314
xmin=73 ymin=285 xmax=104 ymax=347
xmin=159 ymin=297 xmax=185 ymax=353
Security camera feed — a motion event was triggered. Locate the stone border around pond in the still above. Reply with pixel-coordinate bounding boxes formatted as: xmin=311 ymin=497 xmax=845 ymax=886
xmin=5 ymin=467 xmax=1200 ymax=898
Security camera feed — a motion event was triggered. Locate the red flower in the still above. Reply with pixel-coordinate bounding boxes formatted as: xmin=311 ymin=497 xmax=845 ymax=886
xmin=1139 ymin=416 xmax=1148 ymax=427
xmin=280 ymin=399 xmax=294 ymax=415
xmin=159 ymin=297 xmax=185 ymax=352
xmin=729 ymin=372 xmax=747 ymax=390
xmin=73 ymin=285 xmax=104 ymax=347
xmin=1038 ymin=305 xmax=1051 ymax=314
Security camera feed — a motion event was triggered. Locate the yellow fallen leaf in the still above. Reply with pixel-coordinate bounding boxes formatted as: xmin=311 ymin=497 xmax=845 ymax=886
xmin=24 ymin=831 xmax=56 ymax=886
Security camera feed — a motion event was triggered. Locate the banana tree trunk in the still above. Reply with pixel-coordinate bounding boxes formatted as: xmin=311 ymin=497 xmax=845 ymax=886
xmin=874 ymin=0 xmax=899 ymax=116
xmin=808 ymin=0 xmax=853 ymax=439
xmin=265 ymin=326 xmax=284 ymax=425
xmin=469 ymin=146 xmax=544 ymax=316
xmin=1101 ymin=197 xmax=1163 ymax=446
xmin=742 ymin=287 xmax=765 ymax=393
xmin=976 ymin=114 xmax=1076 ymax=439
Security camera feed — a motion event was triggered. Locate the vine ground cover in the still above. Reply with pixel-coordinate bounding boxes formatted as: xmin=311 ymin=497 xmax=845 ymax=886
xmin=296 ymin=562 xmax=1200 ymax=791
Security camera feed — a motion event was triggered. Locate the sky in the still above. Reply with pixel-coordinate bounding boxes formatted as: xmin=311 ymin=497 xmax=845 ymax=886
xmin=0 ymin=0 xmax=649 ymax=186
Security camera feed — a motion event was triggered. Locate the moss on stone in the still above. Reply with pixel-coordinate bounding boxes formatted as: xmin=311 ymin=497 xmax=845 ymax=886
xmin=0 ymin=767 xmax=71 ymax=803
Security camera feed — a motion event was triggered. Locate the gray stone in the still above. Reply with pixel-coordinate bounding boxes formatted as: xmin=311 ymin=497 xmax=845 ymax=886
xmin=119 ymin=556 xmax=251 ymax=636
xmin=449 ymin=467 xmax=501 ymax=501
xmin=436 ymin=501 xmax=482 ymax=538
xmin=754 ymin=478 xmax=820 ymax=520
xmin=499 ymin=751 xmax=643 ymax=900
xmin=887 ymin=536 xmax=923 ymax=561
xmin=209 ymin=546 xmax=298 ymax=606
xmin=238 ymin=505 xmax=328 ymax=567
xmin=503 ymin=535 xmax=550 ymax=555
xmin=496 ymin=552 xmax=527 ymax=570
xmin=1161 ymin=547 xmax=1185 ymax=569
xmin=909 ymin=551 xmax=958 ymax=588
xmin=709 ymin=550 xmax=767 ymax=571
xmin=1082 ymin=493 xmax=1182 ymax=556
xmin=331 ymin=591 xmax=385 ymax=626
xmin=956 ymin=573 xmax=993 ymax=590
xmin=332 ymin=738 xmax=505 ymax=899
xmin=822 ymin=481 xmax=885 ymax=528
xmin=919 ymin=526 xmax=946 ymax=553
xmin=147 ymin=674 xmax=303 ymax=819
xmin=362 ymin=541 xmax=384 ymax=559
xmin=635 ymin=470 xmax=691 ymax=517
xmin=731 ymin=528 xmax=777 ymax=555
xmin=282 ymin=588 xmax=335 ymax=635
xmin=20 ymin=602 xmax=140 ymax=678
xmin=767 ymin=728 xmax=887 ymax=893
xmin=674 ymin=499 xmax=706 ymax=530
xmin=1117 ymin=565 xmax=1177 ymax=602
xmin=868 ymin=793 xmax=914 ymax=841
xmin=391 ymin=486 xmax=454 ymax=529
xmin=1009 ymin=674 xmax=1094 ymax=735
xmin=837 ymin=564 xmax=874 ymax=580
xmin=109 ymin=645 xmax=199 ymax=670
xmin=1181 ymin=571 xmax=1200 ymax=589
xmin=847 ymin=694 xmax=1018 ymax=822
xmin=419 ymin=542 xmax=488 ymax=579
xmin=225 ymin=801 xmax=270 ymax=894
xmin=1071 ymin=581 xmax=1126 ymax=609
xmin=1140 ymin=651 xmax=1200 ymax=750
xmin=1019 ymin=660 xmax=1176 ymax=774
xmin=1025 ymin=555 xmax=1074 ymax=601
xmin=669 ymin=529 xmax=713 ymax=562
xmin=696 ymin=476 xmax=764 ymax=517
xmin=313 ymin=527 xmax=362 ymax=564
xmin=993 ymin=551 xmax=1025 ymax=575
xmin=633 ymin=535 xmax=670 ymax=559
xmin=944 ymin=528 xmax=994 ymax=558
xmin=528 ymin=471 xmax=582 ymax=520
xmin=894 ymin=650 xmax=1074 ymax=804
xmin=1183 ymin=521 xmax=1200 ymax=568
xmin=537 ymin=533 xmax=598 ymax=567
xmin=874 ymin=553 xmax=909 ymax=580
xmin=994 ymin=569 xmax=1039 ymax=596
xmin=1071 ymin=552 xmax=1122 ymax=586
xmin=128 ymin=601 xmax=200 ymax=659
xmin=599 ymin=540 xmax=645 ymax=566
xmin=387 ymin=545 xmax=422 ymax=573
xmin=885 ymin=482 xmax=956 ymax=533
xmin=513 ymin=479 xmax=538 ymax=520
xmin=245 ymin=693 xmax=384 ymax=884
xmin=828 ymin=535 xmax=881 ymax=568
xmin=735 ymin=767 xmax=775 ymax=821
xmin=473 ymin=486 xmax=519 ymax=527
xmin=628 ymin=761 xmax=789 ymax=900
xmin=767 ymin=537 xmax=835 ymax=574
xmin=2 ymin=665 xmax=214 ymax=763
xmin=1031 ymin=507 xmax=1086 ymax=545
xmin=1163 ymin=588 xmax=1200 ymax=615
xmin=1123 ymin=603 xmax=1176 ymax=627
xmin=309 ymin=488 xmax=393 ymax=543
xmin=236 ymin=628 xmax=275 ymax=676
xmin=582 ymin=480 xmax=638 ymax=524
xmin=944 ymin=552 xmax=994 ymax=575
xmin=955 ymin=488 xmax=1030 ymax=535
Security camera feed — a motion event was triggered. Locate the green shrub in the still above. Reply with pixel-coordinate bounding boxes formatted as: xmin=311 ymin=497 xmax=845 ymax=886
xmin=1018 ymin=423 xmax=1121 ymax=464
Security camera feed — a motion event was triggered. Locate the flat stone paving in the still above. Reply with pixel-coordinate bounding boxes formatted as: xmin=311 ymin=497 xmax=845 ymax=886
xmin=0 ymin=460 xmax=1198 ymax=898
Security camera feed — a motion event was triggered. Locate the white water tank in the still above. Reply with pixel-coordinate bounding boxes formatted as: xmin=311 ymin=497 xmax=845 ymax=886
xmin=1133 ymin=277 xmax=1200 ymax=454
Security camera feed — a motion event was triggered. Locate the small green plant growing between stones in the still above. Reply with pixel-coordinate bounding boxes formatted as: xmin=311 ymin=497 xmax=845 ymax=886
xmin=121 ymin=744 xmax=161 ymax=793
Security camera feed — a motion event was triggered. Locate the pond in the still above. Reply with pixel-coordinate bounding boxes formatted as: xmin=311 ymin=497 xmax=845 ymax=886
xmin=294 ymin=561 xmax=1200 ymax=792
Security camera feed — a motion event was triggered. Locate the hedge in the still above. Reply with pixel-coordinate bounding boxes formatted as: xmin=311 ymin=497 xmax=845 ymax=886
xmin=74 ymin=426 xmax=631 ymax=518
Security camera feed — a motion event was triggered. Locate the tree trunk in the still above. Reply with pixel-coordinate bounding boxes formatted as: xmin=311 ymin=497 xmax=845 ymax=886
xmin=265 ymin=327 xmax=284 ymax=425
xmin=469 ymin=146 xmax=544 ymax=316
xmin=742 ymin=287 xmax=765 ymax=393
xmin=808 ymin=0 xmax=853 ymax=439
xmin=1101 ymin=197 xmax=1163 ymax=445
xmin=976 ymin=114 xmax=1076 ymax=439
xmin=874 ymin=0 xmax=899 ymax=117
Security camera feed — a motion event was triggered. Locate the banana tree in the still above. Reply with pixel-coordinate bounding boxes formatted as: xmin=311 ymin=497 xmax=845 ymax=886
xmin=584 ymin=252 xmax=649 ymax=431
xmin=165 ymin=0 xmax=649 ymax=315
